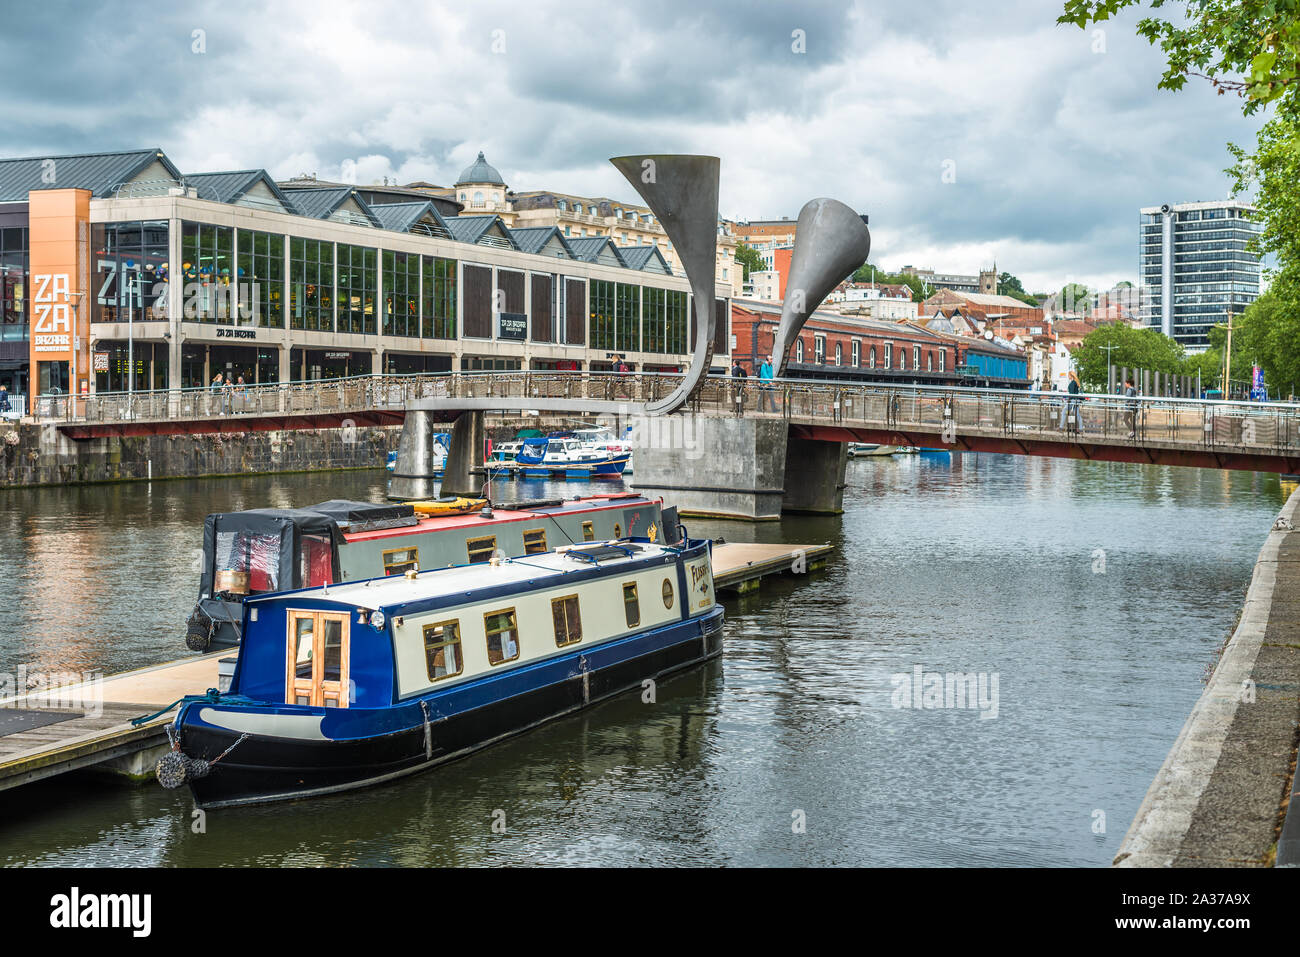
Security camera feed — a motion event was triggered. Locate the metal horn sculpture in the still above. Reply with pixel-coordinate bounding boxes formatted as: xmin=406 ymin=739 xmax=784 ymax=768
xmin=610 ymin=154 xmax=719 ymax=415
xmin=771 ymin=198 xmax=872 ymax=377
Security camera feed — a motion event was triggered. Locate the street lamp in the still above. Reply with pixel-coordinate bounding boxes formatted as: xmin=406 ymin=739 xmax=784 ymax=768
xmin=1099 ymin=341 xmax=1119 ymax=392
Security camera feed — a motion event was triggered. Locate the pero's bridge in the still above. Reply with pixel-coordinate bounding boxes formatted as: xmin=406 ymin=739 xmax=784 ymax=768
xmin=45 ymin=369 xmax=1300 ymax=517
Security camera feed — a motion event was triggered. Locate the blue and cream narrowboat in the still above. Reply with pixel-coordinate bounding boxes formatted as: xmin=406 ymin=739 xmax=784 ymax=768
xmin=161 ymin=537 xmax=722 ymax=808
xmin=186 ymin=493 xmax=676 ymax=651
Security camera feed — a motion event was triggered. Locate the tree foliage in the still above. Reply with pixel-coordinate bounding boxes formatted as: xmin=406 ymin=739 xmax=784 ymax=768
xmin=1073 ymin=323 xmax=1186 ymax=389
xmin=1215 ymin=291 xmax=1300 ymax=395
xmin=1058 ymin=283 xmax=1093 ymax=313
xmin=1059 ymin=1 xmax=1300 ymax=115
xmin=850 ymin=262 xmax=931 ymax=302
xmin=735 ymin=242 xmax=765 ymax=281
xmin=1062 ymin=1 xmax=1300 ymax=398
xmin=998 ymin=272 xmax=1041 ymax=305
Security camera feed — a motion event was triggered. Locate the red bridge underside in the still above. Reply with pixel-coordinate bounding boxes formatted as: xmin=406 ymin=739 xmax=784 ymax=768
xmin=791 ymin=424 xmax=1300 ymax=475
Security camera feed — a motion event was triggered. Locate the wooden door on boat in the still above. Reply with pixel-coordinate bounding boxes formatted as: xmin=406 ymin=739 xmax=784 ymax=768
xmin=286 ymin=610 xmax=350 ymax=708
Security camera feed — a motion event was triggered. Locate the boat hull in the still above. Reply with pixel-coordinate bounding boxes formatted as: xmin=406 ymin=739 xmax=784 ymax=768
xmin=181 ymin=606 xmax=724 ymax=808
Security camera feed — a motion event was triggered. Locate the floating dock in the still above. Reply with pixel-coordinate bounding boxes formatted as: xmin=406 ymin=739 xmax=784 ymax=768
xmin=0 ymin=652 xmax=227 ymax=792
xmin=0 ymin=540 xmax=832 ymax=796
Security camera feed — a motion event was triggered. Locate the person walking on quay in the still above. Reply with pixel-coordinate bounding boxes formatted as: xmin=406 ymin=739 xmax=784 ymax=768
xmin=235 ymin=375 xmax=248 ymax=414
xmin=0 ymin=384 xmax=10 ymax=415
xmin=1058 ymin=370 xmax=1081 ymax=432
xmin=758 ymin=353 xmax=777 ymax=412
xmin=1123 ymin=378 xmax=1138 ymax=438
xmin=221 ymin=374 xmax=235 ymax=415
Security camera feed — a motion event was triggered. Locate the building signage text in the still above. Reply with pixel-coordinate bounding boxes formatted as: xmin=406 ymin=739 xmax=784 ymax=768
xmin=498 ymin=312 xmax=527 ymax=340
xmin=33 ymin=273 xmax=73 ymax=353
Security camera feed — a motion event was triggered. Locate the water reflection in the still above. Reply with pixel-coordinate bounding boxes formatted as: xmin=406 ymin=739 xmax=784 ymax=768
xmin=0 ymin=454 xmax=1286 ymax=865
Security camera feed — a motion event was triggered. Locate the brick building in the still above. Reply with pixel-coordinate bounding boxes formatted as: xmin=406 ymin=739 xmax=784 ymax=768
xmin=731 ymin=299 xmax=962 ymax=386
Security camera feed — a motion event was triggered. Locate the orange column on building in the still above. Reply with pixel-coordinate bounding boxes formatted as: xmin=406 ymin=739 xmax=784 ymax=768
xmin=774 ymin=247 xmax=793 ymax=300
xmin=28 ymin=188 xmax=91 ymax=410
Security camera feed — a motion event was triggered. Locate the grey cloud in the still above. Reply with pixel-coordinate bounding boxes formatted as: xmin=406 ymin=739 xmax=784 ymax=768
xmin=0 ymin=0 xmax=1264 ymax=287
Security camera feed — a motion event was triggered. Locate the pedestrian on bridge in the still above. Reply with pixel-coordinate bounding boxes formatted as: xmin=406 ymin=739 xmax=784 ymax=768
xmin=1058 ymin=370 xmax=1081 ymax=432
xmin=1123 ymin=378 xmax=1138 ymax=438
xmin=759 ymin=354 xmax=777 ymax=412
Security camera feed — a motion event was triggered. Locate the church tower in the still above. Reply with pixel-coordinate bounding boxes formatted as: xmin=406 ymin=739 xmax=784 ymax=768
xmin=979 ymin=262 xmax=998 ymax=295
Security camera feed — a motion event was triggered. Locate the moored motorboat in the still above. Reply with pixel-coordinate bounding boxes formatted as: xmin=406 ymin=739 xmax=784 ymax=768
xmin=848 ymin=443 xmax=902 ymax=457
xmin=510 ymin=435 xmax=631 ymax=477
xmin=160 ymin=537 xmax=723 ymax=809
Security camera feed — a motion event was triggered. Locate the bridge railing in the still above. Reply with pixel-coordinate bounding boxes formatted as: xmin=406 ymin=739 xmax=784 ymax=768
xmin=38 ymin=371 xmax=1300 ymax=457
xmin=39 ymin=372 xmax=694 ymax=425
xmin=726 ymin=379 xmax=1300 ymax=455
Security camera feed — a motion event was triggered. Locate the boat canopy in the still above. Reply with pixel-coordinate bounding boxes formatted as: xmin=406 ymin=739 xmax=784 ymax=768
xmin=514 ymin=436 xmax=550 ymax=464
xmin=200 ymin=500 xmax=415 ymax=597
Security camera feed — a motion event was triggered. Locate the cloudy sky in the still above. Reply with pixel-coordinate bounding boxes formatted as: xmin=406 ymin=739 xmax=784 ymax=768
xmin=2 ymin=0 xmax=1263 ymax=293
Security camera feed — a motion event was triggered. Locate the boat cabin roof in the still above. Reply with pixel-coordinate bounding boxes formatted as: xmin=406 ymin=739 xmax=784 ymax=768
xmin=338 ymin=494 xmax=657 ymax=542
xmin=247 ymin=540 xmax=686 ymax=613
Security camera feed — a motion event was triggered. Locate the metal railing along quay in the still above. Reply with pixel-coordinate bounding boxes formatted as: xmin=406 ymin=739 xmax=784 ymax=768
xmin=31 ymin=371 xmax=1300 ymax=460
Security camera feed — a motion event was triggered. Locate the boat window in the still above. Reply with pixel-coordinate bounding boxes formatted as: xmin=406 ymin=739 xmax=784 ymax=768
xmin=581 ymin=521 xmax=595 ymax=542
xmin=623 ymin=582 xmax=640 ymax=627
xmin=467 ymin=535 xmax=497 ymax=564
xmin=662 ymin=577 xmax=674 ymax=609
xmin=523 ymin=529 xmax=548 ymax=554
xmin=215 ymin=530 xmax=280 ymax=594
xmin=484 ymin=608 xmax=520 ymax=665
xmin=423 ymin=620 xmax=463 ymax=681
xmin=382 ymin=546 xmax=419 ymax=575
xmin=552 ymin=595 xmax=582 ymax=647
xmin=320 ymin=618 xmax=344 ymax=684
xmin=383 ymin=546 xmax=419 ymax=575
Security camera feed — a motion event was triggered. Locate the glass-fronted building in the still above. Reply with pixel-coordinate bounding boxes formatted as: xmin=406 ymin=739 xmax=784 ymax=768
xmin=1138 ymin=199 xmax=1262 ymax=352
xmin=0 ymin=147 xmax=731 ymax=405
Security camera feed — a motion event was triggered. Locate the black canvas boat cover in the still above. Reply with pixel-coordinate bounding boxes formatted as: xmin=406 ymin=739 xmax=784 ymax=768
xmin=199 ymin=501 xmax=415 ymax=595
xmin=303 ymin=500 xmax=415 ymax=525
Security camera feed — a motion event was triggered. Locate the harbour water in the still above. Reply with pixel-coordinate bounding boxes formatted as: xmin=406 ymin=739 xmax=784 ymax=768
xmin=0 ymin=454 xmax=1287 ymax=866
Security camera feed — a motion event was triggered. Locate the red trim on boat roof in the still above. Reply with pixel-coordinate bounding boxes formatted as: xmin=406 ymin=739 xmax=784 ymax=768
xmin=339 ymin=497 xmax=654 ymax=542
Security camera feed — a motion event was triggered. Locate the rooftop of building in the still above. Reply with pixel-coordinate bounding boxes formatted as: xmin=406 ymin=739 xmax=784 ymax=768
xmin=454 ymin=151 xmax=506 ymax=187
xmin=1140 ymin=198 xmax=1258 ymax=213
xmin=0 ymin=146 xmax=728 ymax=280
xmin=0 ymin=147 xmax=182 ymax=202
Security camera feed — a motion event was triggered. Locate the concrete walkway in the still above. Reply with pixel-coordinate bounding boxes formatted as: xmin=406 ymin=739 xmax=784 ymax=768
xmin=1115 ymin=486 xmax=1300 ymax=867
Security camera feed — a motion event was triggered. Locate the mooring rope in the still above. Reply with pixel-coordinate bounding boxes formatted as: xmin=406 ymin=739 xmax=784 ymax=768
xmin=130 ymin=687 xmax=225 ymax=727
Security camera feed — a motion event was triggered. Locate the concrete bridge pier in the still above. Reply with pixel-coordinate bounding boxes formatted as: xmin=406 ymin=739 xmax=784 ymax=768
xmin=630 ymin=414 xmax=845 ymax=521
xmin=440 ymin=410 xmax=486 ymax=498
xmin=388 ymin=409 xmax=440 ymax=501
xmin=782 ymin=435 xmax=848 ymax=514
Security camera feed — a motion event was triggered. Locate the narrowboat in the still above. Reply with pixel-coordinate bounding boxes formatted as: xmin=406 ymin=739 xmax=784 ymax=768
xmin=159 ymin=537 xmax=723 ymax=809
xmin=186 ymin=493 xmax=677 ymax=651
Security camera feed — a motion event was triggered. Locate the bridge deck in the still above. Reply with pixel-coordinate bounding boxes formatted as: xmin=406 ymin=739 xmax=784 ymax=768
xmin=38 ymin=372 xmax=1300 ymax=472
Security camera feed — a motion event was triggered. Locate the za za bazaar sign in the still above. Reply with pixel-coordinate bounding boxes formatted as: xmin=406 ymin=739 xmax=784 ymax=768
xmin=32 ymin=273 xmax=75 ymax=354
